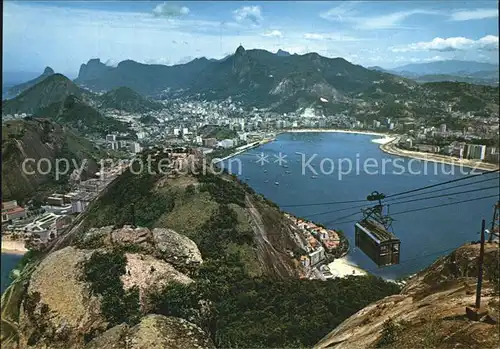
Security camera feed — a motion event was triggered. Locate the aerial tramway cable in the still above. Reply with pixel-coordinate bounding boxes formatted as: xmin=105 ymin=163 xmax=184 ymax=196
xmin=279 ymin=169 xmax=499 ymax=208
xmin=303 ymin=184 xmax=499 ymax=219
xmin=385 ymin=168 xmax=499 ymax=199
xmin=326 ymin=193 xmax=499 ymax=226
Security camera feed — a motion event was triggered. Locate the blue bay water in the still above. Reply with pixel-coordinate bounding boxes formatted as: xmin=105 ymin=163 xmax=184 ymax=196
xmin=1 ymin=253 xmax=22 ymax=294
xmin=223 ymin=132 xmax=499 ymax=279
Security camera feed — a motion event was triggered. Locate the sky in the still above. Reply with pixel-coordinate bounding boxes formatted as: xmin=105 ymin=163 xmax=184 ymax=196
xmin=3 ymin=0 xmax=499 ymax=76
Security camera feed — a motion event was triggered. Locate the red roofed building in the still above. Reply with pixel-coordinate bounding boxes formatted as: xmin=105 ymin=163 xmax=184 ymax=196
xmin=2 ymin=201 xmax=27 ymax=223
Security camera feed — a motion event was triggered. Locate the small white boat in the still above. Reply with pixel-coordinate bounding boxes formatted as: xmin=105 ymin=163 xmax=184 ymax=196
xmin=311 ymin=176 xmax=318 ymax=179
xmin=275 ymin=181 xmax=279 ymax=185
xmin=264 ymin=180 xmax=269 ymax=183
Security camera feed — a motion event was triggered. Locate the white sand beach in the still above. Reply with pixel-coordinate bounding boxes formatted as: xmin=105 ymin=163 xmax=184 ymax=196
xmin=1 ymin=239 xmax=28 ymax=255
xmin=327 ymin=257 xmax=367 ymax=278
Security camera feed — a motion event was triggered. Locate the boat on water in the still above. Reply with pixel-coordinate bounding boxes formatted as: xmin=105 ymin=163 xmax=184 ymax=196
xmin=275 ymin=181 xmax=279 ymax=185
xmin=263 ymin=169 xmax=268 ymax=173
xmin=294 ymin=152 xmax=302 ymax=155
xmin=283 ymin=165 xmax=289 ymax=168
xmin=311 ymin=175 xmax=318 ymax=179
xmin=264 ymin=180 xmax=269 ymax=183
xmin=285 ymin=170 xmax=292 ymax=174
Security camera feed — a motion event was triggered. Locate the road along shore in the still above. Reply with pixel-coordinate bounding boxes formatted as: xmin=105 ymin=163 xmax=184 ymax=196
xmin=380 ymin=137 xmax=499 ymax=172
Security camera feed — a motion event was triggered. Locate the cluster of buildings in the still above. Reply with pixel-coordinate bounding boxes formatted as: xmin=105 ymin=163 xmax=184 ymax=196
xmin=285 ymin=213 xmax=341 ymax=269
xmin=2 ymin=199 xmax=73 ymax=246
xmin=105 ymin=134 xmax=142 ymax=153
xmin=1 ymin=162 xmax=128 ymax=249
xmin=399 ymin=123 xmax=499 ymax=164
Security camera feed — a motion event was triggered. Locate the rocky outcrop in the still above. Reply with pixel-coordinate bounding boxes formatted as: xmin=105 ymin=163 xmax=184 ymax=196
xmin=152 ymin=228 xmax=203 ymax=265
xmin=78 ymin=225 xmax=203 ymax=267
xmin=17 ymin=225 xmax=203 ymax=348
xmin=314 ymin=242 xmax=500 ymax=349
xmin=85 ymin=315 xmax=215 ymax=349
xmin=18 ymin=247 xmax=106 ymax=348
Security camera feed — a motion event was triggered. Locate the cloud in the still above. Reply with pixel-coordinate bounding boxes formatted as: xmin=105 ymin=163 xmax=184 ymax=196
xmin=262 ymin=30 xmax=283 ymax=38
xmin=359 ymin=10 xmax=438 ymax=30
xmin=320 ymin=4 xmax=440 ymax=30
xmin=391 ymin=35 xmax=499 ymax=52
xmin=153 ymin=3 xmax=190 ymax=18
xmin=319 ymin=3 xmax=357 ymax=21
xmin=233 ymin=6 xmax=263 ymax=25
xmin=450 ymin=8 xmax=498 ymax=21
xmin=303 ymin=32 xmax=361 ymax=41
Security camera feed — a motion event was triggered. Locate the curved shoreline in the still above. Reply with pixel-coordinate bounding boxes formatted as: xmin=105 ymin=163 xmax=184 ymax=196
xmin=380 ymin=136 xmax=499 ymax=172
xmin=281 ymin=129 xmax=498 ymax=172
xmin=282 ymin=128 xmax=388 ymax=137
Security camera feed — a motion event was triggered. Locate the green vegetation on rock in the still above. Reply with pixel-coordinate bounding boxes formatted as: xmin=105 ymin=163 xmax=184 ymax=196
xmin=83 ymin=250 xmax=141 ymax=327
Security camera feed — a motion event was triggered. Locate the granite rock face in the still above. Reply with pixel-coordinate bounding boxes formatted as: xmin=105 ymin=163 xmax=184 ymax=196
xmin=15 ymin=225 xmax=205 ymax=349
xmin=86 ymin=315 xmax=216 ymax=349
xmin=18 ymin=247 xmax=106 ymax=349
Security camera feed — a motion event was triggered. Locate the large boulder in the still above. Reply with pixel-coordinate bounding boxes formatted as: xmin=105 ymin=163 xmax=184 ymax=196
xmin=85 ymin=315 xmax=216 ymax=349
xmin=152 ymin=228 xmax=203 ymax=265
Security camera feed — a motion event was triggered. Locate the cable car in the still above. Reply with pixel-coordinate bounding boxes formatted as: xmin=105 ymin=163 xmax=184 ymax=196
xmin=355 ymin=219 xmax=400 ymax=267
xmin=354 ymin=191 xmax=400 ymax=267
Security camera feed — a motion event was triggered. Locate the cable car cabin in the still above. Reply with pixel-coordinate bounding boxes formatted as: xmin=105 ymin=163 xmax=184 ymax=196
xmin=355 ymin=219 xmax=400 ymax=267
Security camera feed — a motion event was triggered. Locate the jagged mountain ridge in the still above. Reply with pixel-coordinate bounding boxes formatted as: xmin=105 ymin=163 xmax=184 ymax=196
xmin=74 ymin=46 xmax=415 ymax=105
xmin=75 ymin=57 xmax=211 ymax=96
xmin=4 ymin=67 xmax=55 ymax=100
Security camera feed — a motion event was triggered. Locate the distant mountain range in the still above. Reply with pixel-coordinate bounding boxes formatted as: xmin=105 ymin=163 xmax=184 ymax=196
xmin=3 ymin=48 xmax=499 ymax=125
xmin=391 ymin=60 xmax=498 ymax=75
xmin=73 ymin=45 xmax=418 ymax=112
xmin=369 ymin=60 xmax=499 ymax=86
xmin=75 ymin=57 xmax=212 ymax=96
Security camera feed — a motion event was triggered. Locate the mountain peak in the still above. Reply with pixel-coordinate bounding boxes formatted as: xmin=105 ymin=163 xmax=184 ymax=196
xmin=235 ymin=45 xmax=246 ymax=56
xmin=43 ymin=67 xmax=55 ymax=75
xmin=276 ymin=49 xmax=291 ymax=57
